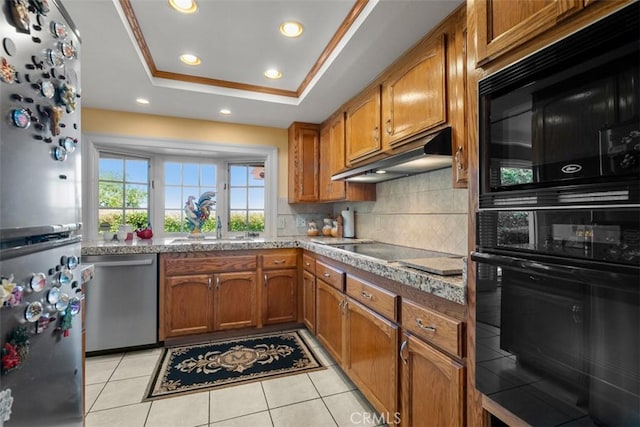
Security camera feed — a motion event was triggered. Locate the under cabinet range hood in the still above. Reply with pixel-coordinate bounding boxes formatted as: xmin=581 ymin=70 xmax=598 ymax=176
xmin=332 ymin=127 xmax=452 ymax=183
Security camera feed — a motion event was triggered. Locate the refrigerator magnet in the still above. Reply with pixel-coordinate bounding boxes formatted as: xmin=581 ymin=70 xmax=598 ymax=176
xmin=9 ymin=0 xmax=30 ymax=33
xmin=50 ymin=21 xmax=67 ymax=39
xmin=56 ymin=82 xmax=76 ymax=113
xmin=59 ymin=42 xmax=75 ymax=60
xmin=10 ymin=109 xmax=30 ymax=129
xmin=52 ymin=146 xmax=67 ymax=162
xmin=24 ymin=301 xmax=43 ymax=322
xmin=40 ymin=80 xmax=54 ymax=98
xmin=1 ymin=276 xmax=23 ymax=307
xmin=68 ymin=297 xmax=80 ymax=316
xmin=66 ymin=256 xmax=79 ymax=270
xmin=0 ymin=57 xmax=17 ymax=84
xmin=60 ymin=136 xmax=76 ymax=153
xmin=47 ymin=287 xmax=60 ymax=304
xmin=55 ymin=293 xmax=68 ymax=312
xmin=58 ymin=269 xmax=72 ymax=285
xmin=30 ymin=0 xmax=50 ymax=16
xmin=46 ymin=49 xmax=63 ymax=68
xmin=29 ymin=272 xmax=46 ymax=292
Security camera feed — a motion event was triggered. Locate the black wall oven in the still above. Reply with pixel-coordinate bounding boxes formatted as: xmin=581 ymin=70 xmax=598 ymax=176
xmin=472 ymin=3 xmax=639 ymax=426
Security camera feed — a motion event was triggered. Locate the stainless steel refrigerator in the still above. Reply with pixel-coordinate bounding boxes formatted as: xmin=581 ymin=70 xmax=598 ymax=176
xmin=0 ymin=1 xmax=83 ymax=425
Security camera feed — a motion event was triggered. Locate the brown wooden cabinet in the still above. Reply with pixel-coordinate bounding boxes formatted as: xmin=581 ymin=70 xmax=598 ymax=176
xmin=381 ymin=34 xmax=446 ymax=149
xmin=302 ymin=270 xmax=316 ymax=332
xmin=346 ymin=297 xmax=399 ymax=418
xmin=345 ymin=86 xmax=382 ymax=165
xmin=261 ymin=250 xmax=298 ymax=325
xmin=263 ymin=269 xmax=297 ymax=325
xmin=288 ymin=122 xmax=320 ymax=203
xmin=476 ymin=0 xmax=587 ymax=66
xmin=213 ymin=272 xmax=257 ymax=330
xmin=319 ymin=113 xmax=376 ymax=202
xmin=164 ymin=274 xmax=213 ymax=337
xmin=315 ymin=277 xmax=346 ymax=366
xmin=400 ymin=332 xmax=465 ymax=427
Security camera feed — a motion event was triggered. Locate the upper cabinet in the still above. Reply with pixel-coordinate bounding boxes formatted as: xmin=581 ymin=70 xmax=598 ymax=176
xmin=288 ymin=122 xmax=319 ymax=203
xmin=476 ymin=0 xmax=592 ymax=66
xmin=381 ymin=34 xmax=446 ymax=149
xmin=319 ymin=113 xmax=376 ymax=202
xmin=345 ymin=86 xmax=382 ymax=165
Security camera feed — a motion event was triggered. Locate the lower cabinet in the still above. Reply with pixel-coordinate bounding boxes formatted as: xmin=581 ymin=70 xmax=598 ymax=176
xmin=315 ymin=278 xmax=346 ymax=365
xmin=346 ymin=298 xmax=399 ymax=418
xmin=214 ymin=272 xmax=257 ymax=330
xmin=263 ymin=268 xmax=297 ymax=325
xmin=302 ymin=270 xmax=316 ymax=332
xmin=165 ymin=274 xmax=213 ymax=337
xmin=400 ymin=333 xmax=465 ymax=427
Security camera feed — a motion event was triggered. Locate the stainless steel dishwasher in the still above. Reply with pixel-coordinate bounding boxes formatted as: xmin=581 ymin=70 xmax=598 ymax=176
xmin=83 ymin=253 xmax=158 ymax=353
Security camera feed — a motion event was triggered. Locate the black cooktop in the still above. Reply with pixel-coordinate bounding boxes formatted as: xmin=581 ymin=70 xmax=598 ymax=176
xmin=332 ymin=242 xmax=452 ymax=262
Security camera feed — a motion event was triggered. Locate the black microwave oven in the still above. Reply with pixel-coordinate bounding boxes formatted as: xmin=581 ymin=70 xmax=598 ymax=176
xmin=478 ymin=2 xmax=639 ymax=210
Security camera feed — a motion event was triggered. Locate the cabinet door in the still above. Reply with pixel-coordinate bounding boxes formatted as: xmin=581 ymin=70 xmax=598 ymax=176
xmin=328 ymin=113 xmax=347 ymax=200
xmin=346 ymin=298 xmax=399 ymax=417
xmin=165 ymin=274 xmax=212 ymax=337
xmin=315 ymin=279 xmax=346 ymax=366
xmin=319 ymin=123 xmax=333 ymax=201
xmin=213 ymin=272 xmax=257 ymax=330
xmin=302 ymin=270 xmax=316 ymax=332
xmin=400 ymin=333 xmax=464 ymax=427
xmin=382 ymin=35 xmax=446 ymax=148
xmin=263 ymin=269 xmax=297 ymax=325
xmin=476 ymin=0 xmax=583 ymax=65
xmin=288 ymin=122 xmax=319 ymax=203
xmin=345 ymin=86 xmax=382 ymax=164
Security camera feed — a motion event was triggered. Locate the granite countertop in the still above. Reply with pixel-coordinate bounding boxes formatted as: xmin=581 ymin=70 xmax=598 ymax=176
xmin=81 ymin=236 xmax=466 ymax=305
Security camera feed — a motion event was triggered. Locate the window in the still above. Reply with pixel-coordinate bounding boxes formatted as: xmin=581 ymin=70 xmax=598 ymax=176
xmin=98 ymin=153 xmax=150 ymax=232
xmin=164 ymin=161 xmax=217 ymax=233
xmin=228 ymin=163 xmax=265 ymax=232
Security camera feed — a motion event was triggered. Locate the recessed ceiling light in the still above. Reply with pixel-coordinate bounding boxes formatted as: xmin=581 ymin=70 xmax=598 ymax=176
xmin=168 ymin=0 xmax=197 ymax=14
xmin=264 ymin=68 xmax=282 ymax=79
xmin=136 ymin=98 xmax=149 ymax=104
xmin=219 ymin=109 xmax=231 ymax=115
xmin=279 ymin=21 xmax=303 ymax=38
xmin=180 ymin=53 xmax=201 ymax=65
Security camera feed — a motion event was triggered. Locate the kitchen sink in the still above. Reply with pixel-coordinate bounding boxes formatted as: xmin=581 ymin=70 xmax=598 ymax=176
xmin=169 ymin=236 xmax=260 ymax=244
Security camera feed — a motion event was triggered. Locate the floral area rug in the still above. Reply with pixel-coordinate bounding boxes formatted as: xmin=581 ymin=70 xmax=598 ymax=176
xmin=144 ymin=330 xmax=324 ymax=400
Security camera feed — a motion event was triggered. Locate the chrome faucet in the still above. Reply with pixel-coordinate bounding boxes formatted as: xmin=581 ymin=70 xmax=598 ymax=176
xmin=216 ymin=216 xmax=222 ymax=239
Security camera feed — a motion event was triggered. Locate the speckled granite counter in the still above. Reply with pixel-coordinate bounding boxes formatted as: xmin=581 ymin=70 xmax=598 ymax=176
xmin=81 ymin=237 xmax=466 ymax=305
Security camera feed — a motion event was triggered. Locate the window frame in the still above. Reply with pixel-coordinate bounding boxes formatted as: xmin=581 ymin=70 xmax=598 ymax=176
xmin=83 ymin=134 xmax=278 ymax=240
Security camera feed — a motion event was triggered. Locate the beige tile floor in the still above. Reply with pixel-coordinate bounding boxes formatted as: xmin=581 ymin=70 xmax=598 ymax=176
xmin=84 ymin=329 xmax=387 ymax=427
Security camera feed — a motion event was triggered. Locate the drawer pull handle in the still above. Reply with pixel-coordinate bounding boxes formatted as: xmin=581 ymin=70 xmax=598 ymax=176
xmin=305 ymin=262 xmax=311 ymax=266
xmin=264 ymin=274 xmax=268 ymax=286
xmin=273 ymin=259 xmax=285 ymax=264
xmin=400 ymin=339 xmax=408 ymax=365
xmin=416 ymin=318 xmax=436 ymax=332
xmin=360 ymin=291 xmax=373 ymax=300
xmin=215 ymin=276 xmax=220 ymax=290
xmin=323 ymin=272 xmax=331 ymax=278
xmin=208 ymin=277 xmax=212 ymax=291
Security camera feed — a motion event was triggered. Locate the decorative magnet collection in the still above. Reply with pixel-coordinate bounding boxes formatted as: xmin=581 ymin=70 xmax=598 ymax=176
xmin=1 ymin=252 xmax=82 ymax=375
xmin=3 ymin=0 xmax=80 ymax=162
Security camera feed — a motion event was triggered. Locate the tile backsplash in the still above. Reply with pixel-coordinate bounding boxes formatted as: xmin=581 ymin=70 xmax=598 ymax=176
xmin=279 ymin=168 xmax=468 ymax=256
xmin=333 ymin=168 xmax=468 ymax=256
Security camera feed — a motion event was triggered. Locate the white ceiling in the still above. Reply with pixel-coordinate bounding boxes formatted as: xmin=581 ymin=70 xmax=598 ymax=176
xmin=63 ymin=0 xmax=463 ymax=129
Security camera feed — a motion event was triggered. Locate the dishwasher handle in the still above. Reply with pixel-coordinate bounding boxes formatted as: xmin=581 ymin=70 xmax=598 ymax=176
xmin=89 ymin=259 xmax=154 ymax=267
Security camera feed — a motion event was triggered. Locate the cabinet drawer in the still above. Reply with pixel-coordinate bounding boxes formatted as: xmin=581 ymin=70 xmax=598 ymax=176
xmin=401 ymin=299 xmax=463 ymax=358
xmin=164 ymin=255 xmax=257 ymax=275
xmin=346 ymin=276 xmax=397 ymax=322
xmin=262 ymin=253 xmax=297 ymax=269
xmin=316 ymin=261 xmax=344 ymax=291
xmin=302 ymin=254 xmax=315 ymax=274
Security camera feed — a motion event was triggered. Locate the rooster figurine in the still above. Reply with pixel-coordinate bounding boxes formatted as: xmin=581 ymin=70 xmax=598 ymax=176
xmin=184 ymin=191 xmax=216 ymax=238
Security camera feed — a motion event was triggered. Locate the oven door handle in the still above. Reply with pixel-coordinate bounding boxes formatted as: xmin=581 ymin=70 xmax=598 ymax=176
xmin=470 ymin=251 xmax=638 ymax=290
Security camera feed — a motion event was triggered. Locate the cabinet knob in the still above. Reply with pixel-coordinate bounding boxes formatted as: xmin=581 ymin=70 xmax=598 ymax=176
xmin=416 ymin=318 xmax=437 ymax=332
xmin=273 ymin=259 xmax=285 ymax=264
xmin=323 ymin=272 xmax=331 ymax=278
